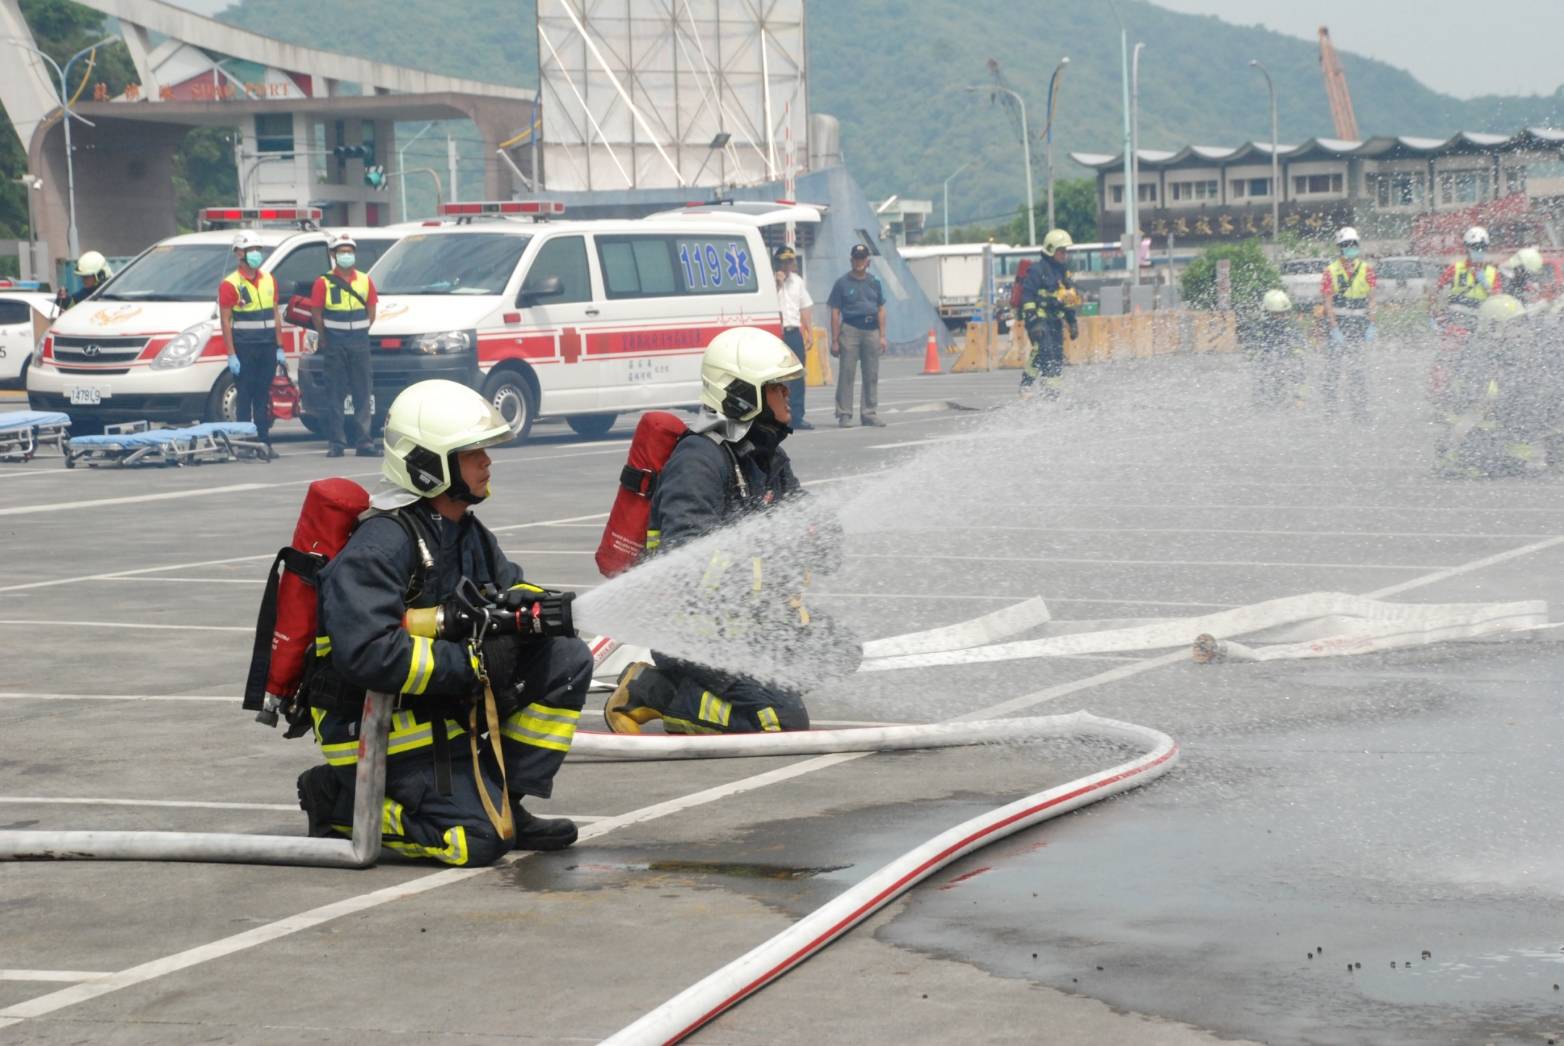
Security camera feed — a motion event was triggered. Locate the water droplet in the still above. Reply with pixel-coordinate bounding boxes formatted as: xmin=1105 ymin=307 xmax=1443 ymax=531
xmin=1307 ymin=952 xmax=1314 ymax=960
xmin=1421 ymin=950 xmax=1431 ymax=960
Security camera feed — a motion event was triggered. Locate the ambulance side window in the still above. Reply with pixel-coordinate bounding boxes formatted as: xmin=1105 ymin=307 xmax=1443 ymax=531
xmin=521 ymin=236 xmax=591 ymax=304
xmin=269 ymin=245 xmax=331 ymax=298
xmin=597 ymin=235 xmax=679 ymax=300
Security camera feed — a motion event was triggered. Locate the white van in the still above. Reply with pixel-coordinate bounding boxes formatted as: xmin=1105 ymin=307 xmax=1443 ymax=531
xmin=297 ymin=200 xmax=784 ymax=441
xmin=0 ymin=281 xmax=57 ymax=389
xmin=27 ymin=208 xmax=404 ymax=432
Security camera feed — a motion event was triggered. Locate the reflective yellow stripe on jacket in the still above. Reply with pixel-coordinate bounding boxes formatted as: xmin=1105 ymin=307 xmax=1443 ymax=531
xmin=321 ymin=270 xmax=372 ymax=331
xmin=499 ymin=702 xmax=581 ymax=753
xmin=1326 ymin=259 xmax=1372 ymax=314
xmin=1449 ymin=260 xmax=1498 ymax=308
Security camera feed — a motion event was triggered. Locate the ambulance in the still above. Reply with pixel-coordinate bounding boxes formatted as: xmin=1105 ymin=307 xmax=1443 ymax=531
xmin=296 ymin=200 xmax=789 ymax=442
xmin=26 ymin=208 xmax=405 ymax=433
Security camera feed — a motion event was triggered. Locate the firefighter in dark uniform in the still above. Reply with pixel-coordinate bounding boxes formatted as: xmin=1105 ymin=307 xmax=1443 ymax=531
xmin=296 ymin=379 xmax=590 ymax=864
xmin=603 ymin=327 xmax=853 ymax=735
xmin=218 ymin=231 xmax=285 ymax=454
xmin=1019 ymin=228 xmax=1080 ymax=399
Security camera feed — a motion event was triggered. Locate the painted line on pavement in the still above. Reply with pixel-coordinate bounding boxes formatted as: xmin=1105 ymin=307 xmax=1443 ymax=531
xmin=0 ymin=620 xmax=249 ymax=633
xmin=0 ymin=972 xmax=109 ymax=984
xmin=4 ymin=529 xmax=1557 ymax=1032
xmin=0 ymin=483 xmax=268 ymax=517
xmin=936 ymin=525 xmax=1556 ymax=540
xmin=0 ymin=797 xmax=610 ymax=822
xmin=0 ymin=692 xmax=232 ymax=702
xmin=1365 ymin=534 xmax=1564 ymax=599
xmin=847 ymin=553 xmax=1440 ymax=571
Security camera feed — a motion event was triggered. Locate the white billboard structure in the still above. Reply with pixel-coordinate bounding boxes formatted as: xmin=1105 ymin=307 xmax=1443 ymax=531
xmin=536 ymin=0 xmax=808 ymax=192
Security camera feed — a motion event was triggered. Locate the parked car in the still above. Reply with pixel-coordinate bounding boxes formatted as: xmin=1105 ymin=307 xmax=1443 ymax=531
xmin=1279 ymin=258 xmax=1328 ymax=306
xmin=1373 ymin=256 xmax=1428 ymax=302
xmin=0 ymin=281 xmax=57 ymax=390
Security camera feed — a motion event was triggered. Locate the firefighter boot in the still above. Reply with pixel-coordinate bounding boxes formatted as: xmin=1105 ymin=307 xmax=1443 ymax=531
xmin=510 ymin=798 xmax=578 ymax=851
xmin=296 ymin=765 xmax=343 ymax=838
xmin=604 ymin=662 xmax=666 ymax=734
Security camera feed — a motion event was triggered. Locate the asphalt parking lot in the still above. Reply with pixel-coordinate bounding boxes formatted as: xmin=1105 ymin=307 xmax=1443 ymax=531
xmin=3 ymin=349 xmax=1563 ymax=1045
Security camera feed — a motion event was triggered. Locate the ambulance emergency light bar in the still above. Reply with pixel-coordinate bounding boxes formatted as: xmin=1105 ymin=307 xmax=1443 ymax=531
xmin=437 ymin=201 xmax=565 ymax=217
xmin=198 ymin=207 xmax=324 ymax=228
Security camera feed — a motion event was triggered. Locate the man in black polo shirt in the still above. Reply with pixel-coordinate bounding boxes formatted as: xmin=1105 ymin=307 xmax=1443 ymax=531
xmin=827 ymin=243 xmax=887 ymax=427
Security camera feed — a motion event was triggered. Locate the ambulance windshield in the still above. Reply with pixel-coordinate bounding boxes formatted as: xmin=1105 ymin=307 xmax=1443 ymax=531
xmin=97 ymin=243 xmax=251 ymax=302
xmin=374 ymin=233 xmax=531 ymax=296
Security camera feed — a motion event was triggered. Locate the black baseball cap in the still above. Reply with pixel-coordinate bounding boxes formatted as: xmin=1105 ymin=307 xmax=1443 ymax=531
xmin=850 ymin=243 xmax=871 ymax=259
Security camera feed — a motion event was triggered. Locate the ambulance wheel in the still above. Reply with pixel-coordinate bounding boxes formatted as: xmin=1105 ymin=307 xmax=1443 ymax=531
xmin=204 ymin=373 xmax=239 ymax=423
xmin=482 ymin=367 xmax=537 ymax=444
xmin=566 ymin=413 xmax=617 ymax=438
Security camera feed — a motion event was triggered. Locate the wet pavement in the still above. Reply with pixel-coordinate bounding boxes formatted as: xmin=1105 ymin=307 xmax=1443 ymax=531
xmin=3 ymin=348 xmax=1563 ymax=1043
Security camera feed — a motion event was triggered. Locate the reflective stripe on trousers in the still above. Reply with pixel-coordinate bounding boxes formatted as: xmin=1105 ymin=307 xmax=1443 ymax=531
xmin=498 ymin=702 xmax=581 ymax=753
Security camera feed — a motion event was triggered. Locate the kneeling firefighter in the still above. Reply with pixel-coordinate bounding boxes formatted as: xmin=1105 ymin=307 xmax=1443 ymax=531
xmin=297 ymin=379 xmax=591 ymax=864
xmin=1019 ymin=229 xmax=1081 ymax=398
xmin=1435 ymin=294 xmax=1548 ymax=477
xmin=604 ymin=327 xmax=854 ymax=735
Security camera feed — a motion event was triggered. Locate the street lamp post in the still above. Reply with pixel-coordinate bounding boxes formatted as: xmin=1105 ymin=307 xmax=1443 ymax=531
xmin=1 ymin=35 xmax=117 ymax=260
xmin=962 ymin=84 xmax=1035 ymax=247
xmin=1130 ymin=42 xmax=1145 ymax=283
xmin=1249 ymin=59 xmax=1280 ymax=245
xmin=1044 ymin=56 xmax=1070 ymax=232
xmin=1107 ymin=1 xmax=1136 ymax=272
xmin=942 ymin=160 xmax=973 ymax=245
xmin=397 ymin=121 xmax=435 ymax=222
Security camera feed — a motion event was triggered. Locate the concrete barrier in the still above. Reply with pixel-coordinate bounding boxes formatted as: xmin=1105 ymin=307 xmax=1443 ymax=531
xmin=805 ymin=325 xmax=833 ymax=387
xmin=947 ymin=310 xmax=1241 ymax=374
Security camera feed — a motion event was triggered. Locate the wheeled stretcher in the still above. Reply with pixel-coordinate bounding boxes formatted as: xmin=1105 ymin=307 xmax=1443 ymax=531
xmin=0 ymin=410 xmax=71 ymax=461
xmin=65 ymin=420 xmax=270 ymax=468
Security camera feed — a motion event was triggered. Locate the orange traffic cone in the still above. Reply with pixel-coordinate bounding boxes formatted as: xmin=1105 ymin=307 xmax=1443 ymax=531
xmin=920 ymin=329 xmax=942 ymax=375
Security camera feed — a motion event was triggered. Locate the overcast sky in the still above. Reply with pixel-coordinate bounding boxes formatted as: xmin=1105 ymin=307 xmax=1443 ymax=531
xmin=1149 ymin=0 xmax=1564 ymax=99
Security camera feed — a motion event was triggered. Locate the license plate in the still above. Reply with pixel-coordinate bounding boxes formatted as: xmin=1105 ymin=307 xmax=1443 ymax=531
xmin=68 ymin=386 xmax=106 ymax=405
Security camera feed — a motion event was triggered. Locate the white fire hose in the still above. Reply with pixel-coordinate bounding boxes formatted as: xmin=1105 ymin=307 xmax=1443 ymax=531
xmin=0 ymin=691 xmax=394 ymax=867
xmin=598 ymin=711 xmax=1177 ymax=1045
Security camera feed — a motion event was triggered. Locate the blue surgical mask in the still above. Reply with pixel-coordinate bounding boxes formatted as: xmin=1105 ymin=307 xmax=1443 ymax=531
xmin=1469 ymin=249 xmax=1486 ymax=263
xmin=1343 ymin=246 xmax=1360 ymax=260
xmin=335 ymin=252 xmax=356 ymax=270
xmin=244 ymin=249 xmax=264 ymax=269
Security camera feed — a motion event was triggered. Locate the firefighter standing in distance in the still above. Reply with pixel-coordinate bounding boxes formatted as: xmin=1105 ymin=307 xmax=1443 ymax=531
xmin=1250 ymin=289 xmax=1306 ymax=409
xmin=56 ymin=251 xmax=111 ymax=310
xmin=1319 ymin=226 xmax=1376 ymax=422
xmin=1019 ymin=229 xmax=1080 ymax=398
xmin=604 ymin=327 xmax=824 ymax=735
xmin=218 ymin=231 xmax=286 ymax=456
xmin=296 ymin=379 xmax=590 ymax=865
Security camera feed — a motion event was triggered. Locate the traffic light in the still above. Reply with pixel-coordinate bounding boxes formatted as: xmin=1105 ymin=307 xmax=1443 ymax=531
xmin=332 ymin=144 xmax=370 ymax=160
xmin=364 ymin=165 xmax=387 ymax=191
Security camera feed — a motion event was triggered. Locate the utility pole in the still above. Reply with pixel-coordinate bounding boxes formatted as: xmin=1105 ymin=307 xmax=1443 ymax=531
xmin=1250 ymin=60 xmax=1281 ymax=245
xmin=961 ymin=83 xmax=1035 ymax=247
xmin=447 ymin=136 xmax=459 ymax=204
xmin=397 ymin=122 xmax=433 ymax=221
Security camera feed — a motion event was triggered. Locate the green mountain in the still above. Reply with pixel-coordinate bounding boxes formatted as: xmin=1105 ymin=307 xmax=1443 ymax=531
xmin=215 ymin=1 xmax=1564 ymax=230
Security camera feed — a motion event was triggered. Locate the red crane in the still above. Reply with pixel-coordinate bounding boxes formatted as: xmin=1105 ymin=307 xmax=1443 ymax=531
xmin=1317 ymin=26 xmax=1360 ymax=140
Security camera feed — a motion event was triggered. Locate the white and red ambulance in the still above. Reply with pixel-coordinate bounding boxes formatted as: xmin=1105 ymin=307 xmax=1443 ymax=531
xmin=296 ymin=201 xmax=785 ymax=441
xmin=27 ymin=208 xmax=405 ymax=433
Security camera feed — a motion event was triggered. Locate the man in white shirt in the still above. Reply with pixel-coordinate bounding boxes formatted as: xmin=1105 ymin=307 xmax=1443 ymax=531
xmin=773 ymin=245 xmax=816 ymax=430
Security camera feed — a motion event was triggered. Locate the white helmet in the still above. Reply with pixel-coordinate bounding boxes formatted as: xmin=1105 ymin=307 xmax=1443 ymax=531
xmin=1464 ymin=226 xmax=1489 ymax=249
xmin=699 ymin=327 xmax=805 ymax=422
xmin=74 ymin=250 xmax=109 ymax=278
xmin=232 ymin=230 xmax=264 ymax=251
xmin=1262 ymin=288 xmax=1292 ymax=313
xmin=1042 ymin=228 xmax=1074 ymax=254
xmin=328 ymin=231 xmax=358 ymax=251
xmin=1335 ymin=227 xmax=1360 ymax=247
xmin=1512 ymin=247 xmax=1544 ymax=275
xmin=381 ymin=379 xmax=513 ymax=503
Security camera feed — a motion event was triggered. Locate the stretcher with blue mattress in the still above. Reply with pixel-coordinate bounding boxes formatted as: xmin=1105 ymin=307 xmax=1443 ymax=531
xmin=0 ymin=410 xmax=72 ymax=461
xmin=64 ymin=420 xmax=270 ymax=468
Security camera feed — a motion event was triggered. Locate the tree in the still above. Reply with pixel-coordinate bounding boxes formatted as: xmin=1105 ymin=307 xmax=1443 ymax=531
xmin=1002 ymin=177 xmax=1099 ymax=246
xmin=1179 ymin=239 xmax=1280 ymax=310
